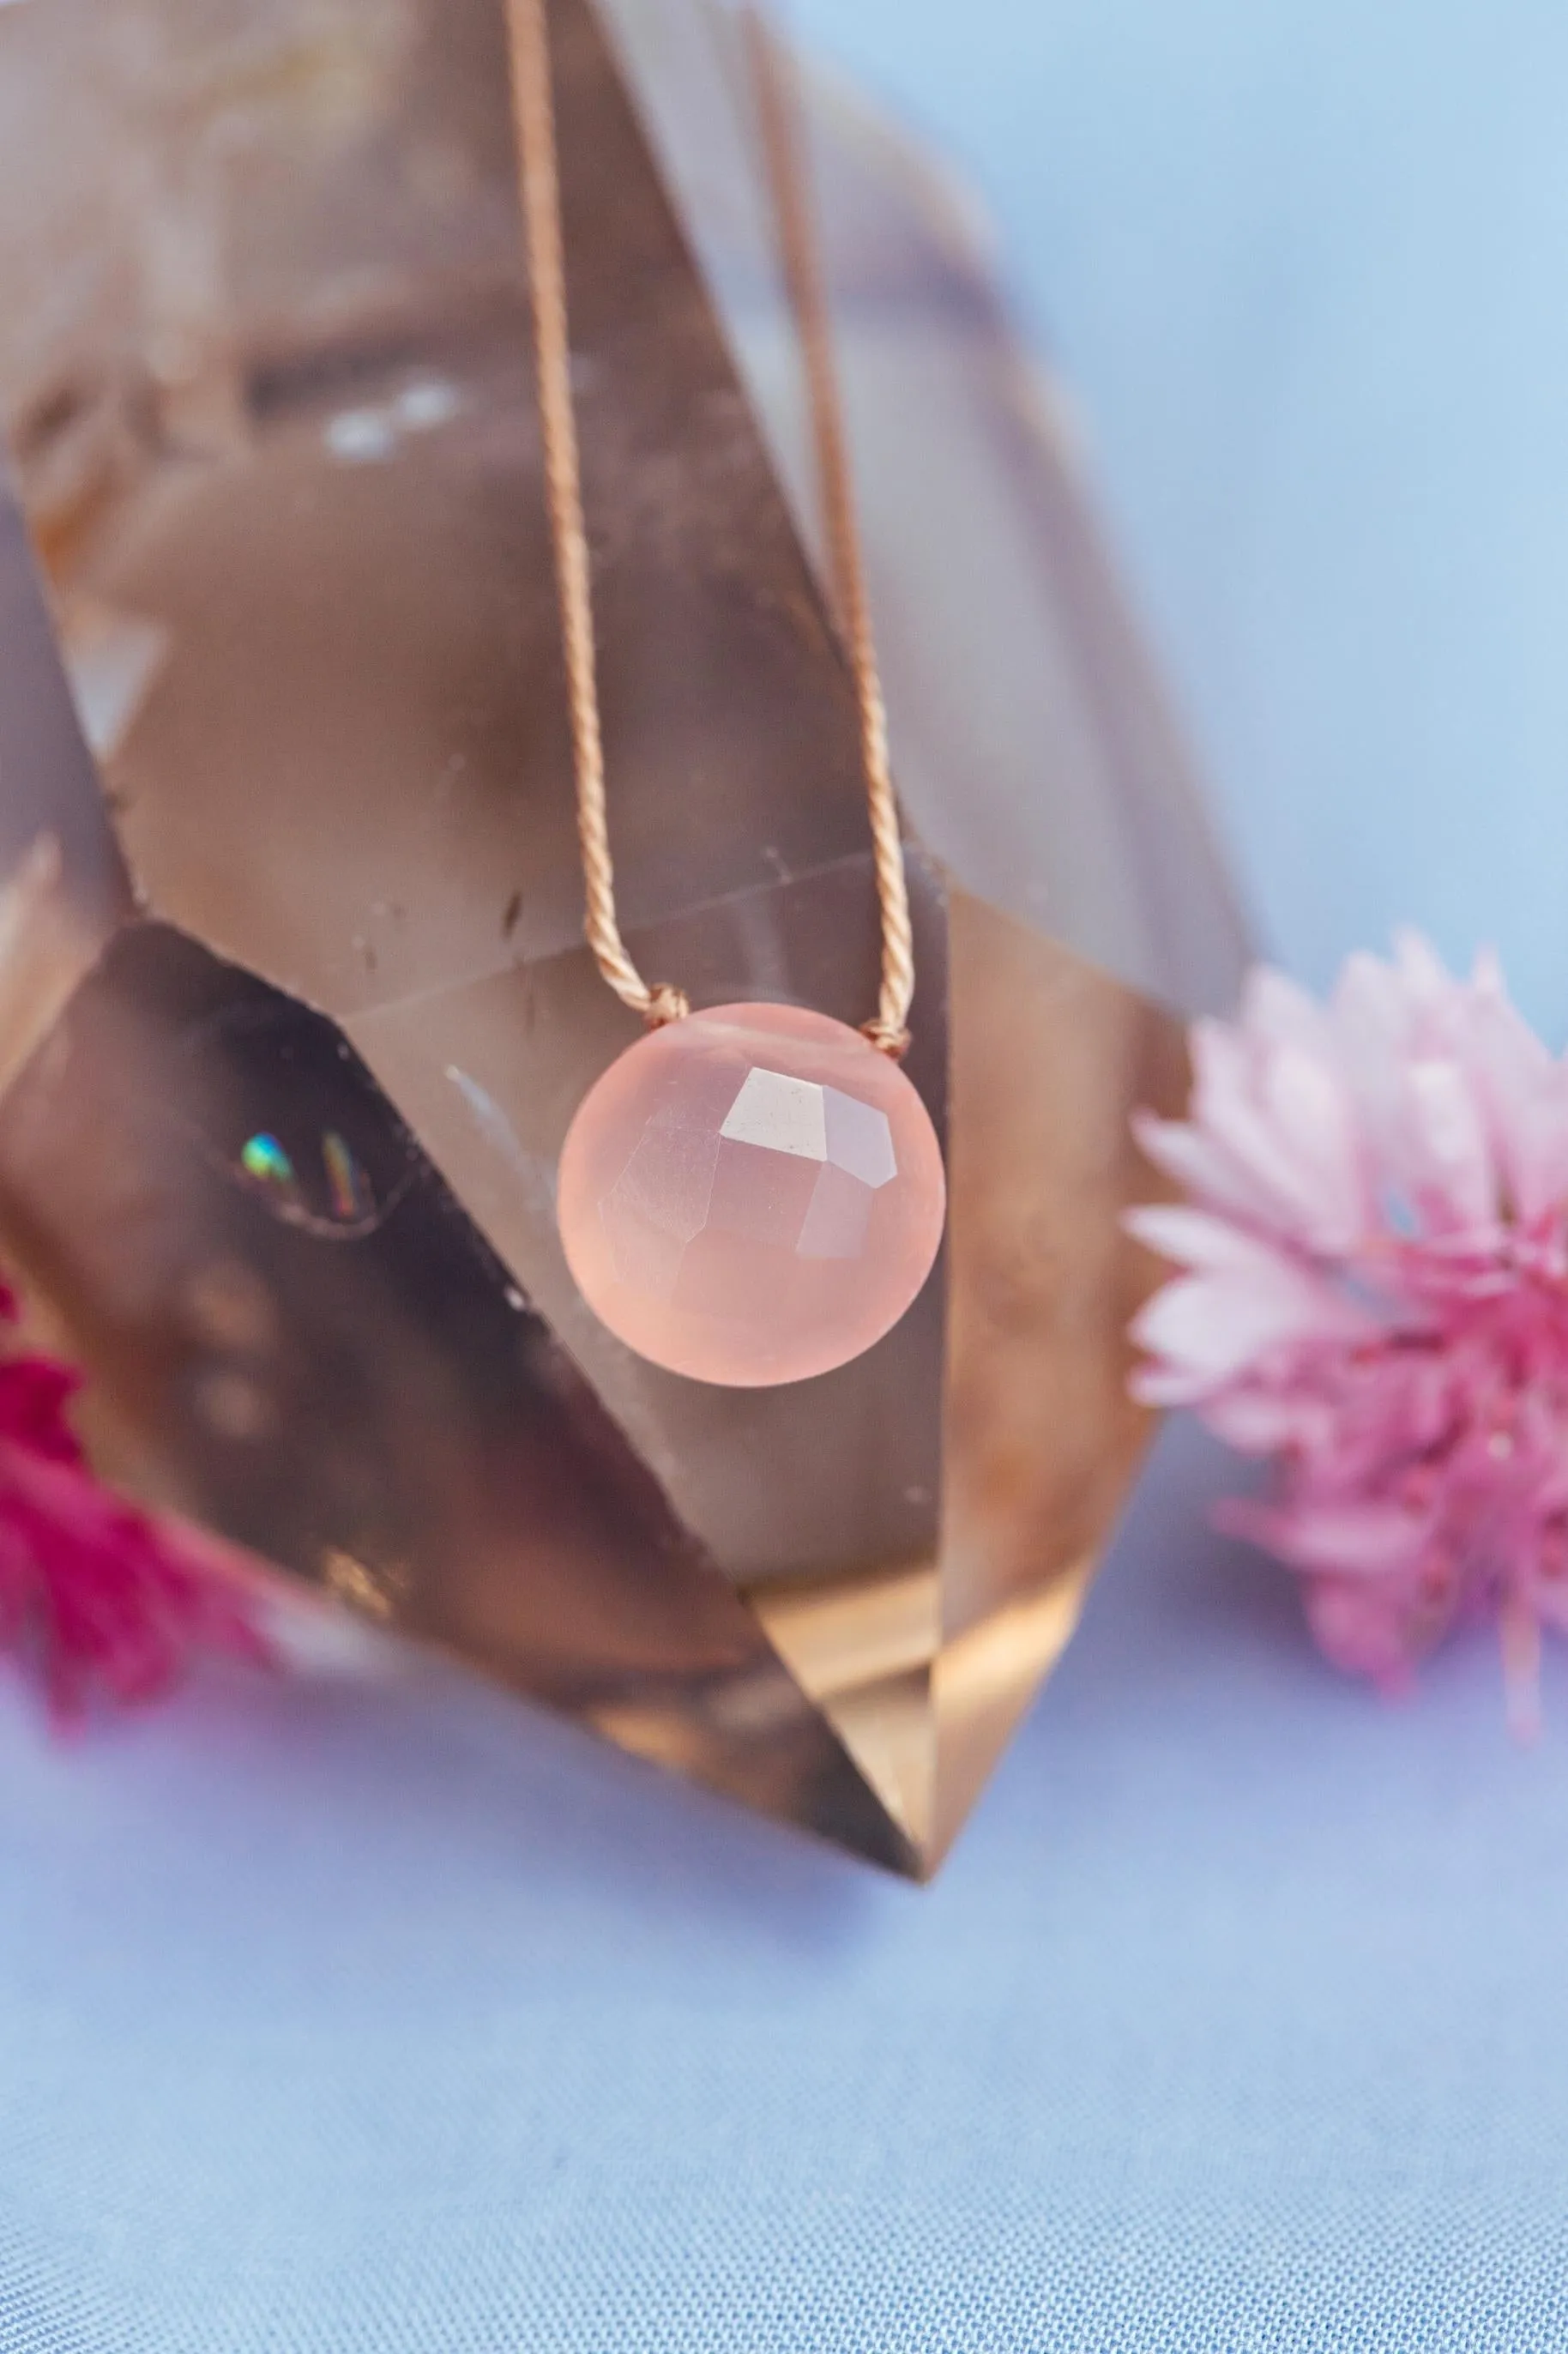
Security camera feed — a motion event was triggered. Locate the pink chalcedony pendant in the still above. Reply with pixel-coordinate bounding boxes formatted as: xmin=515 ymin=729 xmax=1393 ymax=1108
xmin=558 ymin=1001 xmax=946 ymax=1386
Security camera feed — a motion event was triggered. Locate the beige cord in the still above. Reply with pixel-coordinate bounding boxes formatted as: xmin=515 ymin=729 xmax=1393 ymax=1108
xmin=506 ymin=0 xmax=914 ymax=1055
xmin=505 ymin=0 xmax=688 ymax=1026
xmin=742 ymin=7 xmax=914 ymax=1058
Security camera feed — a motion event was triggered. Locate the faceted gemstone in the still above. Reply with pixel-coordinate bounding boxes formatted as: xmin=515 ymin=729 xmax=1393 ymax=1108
xmin=558 ymin=1003 xmax=946 ymax=1386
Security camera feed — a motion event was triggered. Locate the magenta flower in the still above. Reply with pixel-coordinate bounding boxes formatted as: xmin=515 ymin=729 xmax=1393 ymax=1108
xmin=0 ymin=1283 xmax=269 ymax=1720
xmin=1130 ymin=935 xmax=1568 ymax=1729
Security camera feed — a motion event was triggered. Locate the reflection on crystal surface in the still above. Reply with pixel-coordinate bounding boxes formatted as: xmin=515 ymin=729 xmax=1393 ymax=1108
xmin=237 ymin=1126 xmax=376 ymax=1234
xmin=178 ymin=991 xmax=419 ymax=1240
xmin=560 ymin=1002 xmax=945 ymax=1388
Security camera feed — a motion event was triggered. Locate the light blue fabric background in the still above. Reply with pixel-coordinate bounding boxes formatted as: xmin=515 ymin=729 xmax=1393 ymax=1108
xmin=6 ymin=2 xmax=1568 ymax=2347
xmin=796 ymin=0 xmax=1568 ymax=1041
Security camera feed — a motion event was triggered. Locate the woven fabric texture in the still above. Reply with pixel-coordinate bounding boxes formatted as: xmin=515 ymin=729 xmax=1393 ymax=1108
xmin=2 ymin=1421 xmax=1567 ymax=2351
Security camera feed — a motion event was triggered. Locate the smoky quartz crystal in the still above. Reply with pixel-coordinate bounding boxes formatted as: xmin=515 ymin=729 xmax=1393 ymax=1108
xmin=0 ymin=0 xmax=1246 ymax=1872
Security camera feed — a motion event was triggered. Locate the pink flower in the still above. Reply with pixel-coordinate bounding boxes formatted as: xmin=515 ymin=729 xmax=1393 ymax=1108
xmin=0 ymin=1283 xmax=269 ymax=1721
xmin=1130 ymin=936 xmax=1568 ymax=1730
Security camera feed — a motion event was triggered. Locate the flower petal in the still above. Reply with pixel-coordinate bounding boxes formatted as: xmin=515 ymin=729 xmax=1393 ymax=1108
xmin=1131 ymin=1252 xmax=1375 ymax=1397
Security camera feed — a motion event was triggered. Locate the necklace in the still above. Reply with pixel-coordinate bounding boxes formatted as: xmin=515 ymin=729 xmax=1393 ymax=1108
xmin=505 ymin=0 xmax=946 ymax=1388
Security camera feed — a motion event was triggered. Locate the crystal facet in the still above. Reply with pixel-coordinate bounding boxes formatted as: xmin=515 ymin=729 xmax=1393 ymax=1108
xmin=559 ymin=1003 xmax=945 ymax=1386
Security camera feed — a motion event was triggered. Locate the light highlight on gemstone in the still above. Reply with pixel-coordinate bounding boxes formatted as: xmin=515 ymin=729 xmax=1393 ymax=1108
xmin=558 ymin=1002 xmax=946 ymax=1386
xmin=719 ymin=1066 xmax=830 ymax=1161
xmin=234 ymin=1125 xmax=380 ymax=1237
xmin=240 ymin=1131 xmax=294 ymax=1190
